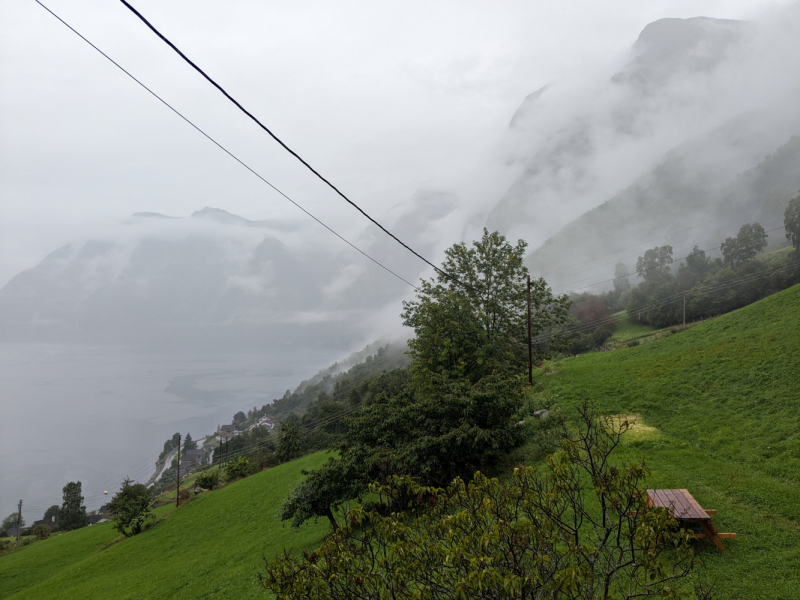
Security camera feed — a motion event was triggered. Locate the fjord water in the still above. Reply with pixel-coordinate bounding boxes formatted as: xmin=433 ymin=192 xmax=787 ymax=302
xmin=0 ymin=342 xmax=339 ymax=517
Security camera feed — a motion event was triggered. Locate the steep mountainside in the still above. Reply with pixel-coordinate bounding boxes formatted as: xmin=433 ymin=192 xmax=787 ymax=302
xmin=489 ymin=14 xmax=800 ymax=290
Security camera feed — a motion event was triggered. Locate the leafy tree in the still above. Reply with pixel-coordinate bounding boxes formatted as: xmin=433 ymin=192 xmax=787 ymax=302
xmin=233 ymin=410 xmax=247 ymax=425
xmin=183 ymin=432 xmax=197 ymax=452
xmin=2 ymin=513 xmax=24 ymax=531
xmin=784 ymin=193 xmax=800 ymax=253
xmin=44 ymin=505 xmax=60 ymax=520
xmin=613 ymin=261 xmax=631 ymax=292
xmin=225 ymin=456 xmax=250 ymax=481
xmin=277 ymin=420 xmax=303 ymax=462
xmin=160 ymin=432 xmax=181 ymax=460
xmin=721 ymin=222 xmax=767 ymax=268
xmin=401 ymin=229 xmax=569 ymax=385
xmin=107 ymin=478 xmax=154 ymax=537
xmin=31 ymin=524 xmax=51 ymax=540
xmin=279 ymin=460 xmax=363 ymax=530
xmin=280 ymin=374 xmax=525 ymax=529
xmin=195 ymin=469 xmax=220 ymax=490
xmin=635 ymin=245 xmax=673 ymax=283
xmin=59 ymin=481 xmax=88 ymax=531
xmin=262 ymin=404 xmax=704 ymax=599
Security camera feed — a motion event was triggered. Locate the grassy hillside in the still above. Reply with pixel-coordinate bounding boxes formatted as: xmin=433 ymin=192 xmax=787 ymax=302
xmin=531 ymin=283 xmax=800 ymax=599
xmin=0 ymin=452 xmax=332 ymax=599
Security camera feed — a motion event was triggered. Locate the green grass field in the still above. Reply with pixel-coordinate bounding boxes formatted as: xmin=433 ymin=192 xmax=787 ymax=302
xmin=0 ymin=452 xmax=332 ymax=599
xmin=606 ymin=310 xmax=661 ymax=343
xmin=530 ymin=284 xmax=800 ymax=599
xmin=3 ymin=286 xmax=798 ymax=599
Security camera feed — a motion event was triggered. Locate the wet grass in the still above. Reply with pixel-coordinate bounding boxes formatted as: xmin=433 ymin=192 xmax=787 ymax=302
xmin=1 ymin=452 xmax=332 ymax=599
xmin=529 ymin=284 xmax=800 ymax=599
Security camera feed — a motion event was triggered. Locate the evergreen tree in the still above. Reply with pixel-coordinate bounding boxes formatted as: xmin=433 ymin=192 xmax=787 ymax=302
xmin=183 ymin=432 xmax=197 ymax=452
xmin=59 ymin=481 xmax=88 ymax=531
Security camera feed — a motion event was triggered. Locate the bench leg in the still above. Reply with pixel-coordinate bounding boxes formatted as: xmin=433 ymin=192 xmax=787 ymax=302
xmin=700 ymin=520 xmax=726 ymax=551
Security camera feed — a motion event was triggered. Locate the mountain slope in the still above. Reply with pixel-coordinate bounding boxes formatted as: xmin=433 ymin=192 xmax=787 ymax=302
xmin=527 ymin=135 xmax=800 ymax=292
xmin=532 ymin=283 xmax=800 ymax=597
xmin=1 ymin=452 xmax=331 ymax=599
xmin=490 ymin=12 xmax=800 ymax=288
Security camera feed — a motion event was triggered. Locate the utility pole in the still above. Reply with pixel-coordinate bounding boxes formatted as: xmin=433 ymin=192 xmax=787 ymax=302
xmin=16 ymin=499 xmax=22 ymax=543
xmin=175 ymin=433 xmax=181 ymax=508
xmin=683 ymin=291 xmax=686 ymax=326
xmin=527 ymin=275 xmax=533 ymax=386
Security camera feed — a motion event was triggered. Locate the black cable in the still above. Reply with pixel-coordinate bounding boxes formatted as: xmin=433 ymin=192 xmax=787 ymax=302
xmin=118 ymin=0 xmax=457 ymax=284
xmin=33 ymin=0 xmax=417 ymax=290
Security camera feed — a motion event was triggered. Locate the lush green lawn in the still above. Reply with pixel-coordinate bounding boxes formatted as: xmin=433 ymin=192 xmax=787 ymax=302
xmin=0 ymin=521 xmax=120 ymax=598
xmin=530 ymin=284 xmax=800 ymax=599
xmin=1 ymin=452 xmax=332 ymax=599
xmin=606 ymin=310 xmax=661 ymax=343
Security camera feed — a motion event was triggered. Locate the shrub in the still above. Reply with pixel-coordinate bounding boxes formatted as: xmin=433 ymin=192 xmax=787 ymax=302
xmin=225 ymin=456 xmax=251 ymax=481
xmin=107 ymin=478 xmax=155 ymax=537
xmin=262 ymin=403 xmax=702 ymax=599
xmin=195 ymin=469 xmax=220 ymax=490
xmin=31 ymin=524 xmax=51 ymax=540
xmin=626 ymin=339 xmax=640 ymax=347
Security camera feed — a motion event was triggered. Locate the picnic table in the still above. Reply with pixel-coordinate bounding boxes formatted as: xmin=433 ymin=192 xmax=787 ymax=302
xmin=646 ymin=489 xmax=736 ymax=551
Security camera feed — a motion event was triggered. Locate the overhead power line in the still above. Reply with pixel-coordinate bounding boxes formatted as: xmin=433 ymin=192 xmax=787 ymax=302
xmin=118 ymin=0 xmax=456 ymax=284
xmin=33 ymin=0 xmax=417 ymax=290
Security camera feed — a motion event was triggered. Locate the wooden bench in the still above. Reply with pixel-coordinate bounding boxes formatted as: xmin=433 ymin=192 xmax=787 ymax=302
xmin=646 ymin=489 xmax=736 ymax=551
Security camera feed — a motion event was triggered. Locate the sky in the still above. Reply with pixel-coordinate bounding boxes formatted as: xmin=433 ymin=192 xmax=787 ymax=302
xmin=0 ymin=0 xmax=790 ymax=288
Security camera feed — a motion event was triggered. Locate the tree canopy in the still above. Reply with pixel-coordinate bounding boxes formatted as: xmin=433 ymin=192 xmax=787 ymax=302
xmin=401 ymin=228 xmax=569 ymax=385
xmin=59 ymin=481 xmax=88 ymax=531
xmin=721 ymin=222 xmax=767 ymax=268
xmin=107 ymin=478 xmax=153 ymax=536
xmin=635 ymin=245 xmax=673 ymax=283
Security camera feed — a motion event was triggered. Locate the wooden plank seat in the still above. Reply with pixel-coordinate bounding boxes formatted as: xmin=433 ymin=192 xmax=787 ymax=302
xmin=645 ymin=489 xmax=736 ymax=551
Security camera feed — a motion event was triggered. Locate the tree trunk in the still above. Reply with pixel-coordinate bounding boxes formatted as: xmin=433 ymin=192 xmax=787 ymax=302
xmin=326 ymin=506 xmax=338 ymax=531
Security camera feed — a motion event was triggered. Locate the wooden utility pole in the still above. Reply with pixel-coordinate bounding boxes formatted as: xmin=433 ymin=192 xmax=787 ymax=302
xmin=16 ymin=499 xmax=22 ymax=543
xmin=175 ymin=433 xmax=181 ymax=508
xmin=527 ymin=275 xmax=533 ymax=386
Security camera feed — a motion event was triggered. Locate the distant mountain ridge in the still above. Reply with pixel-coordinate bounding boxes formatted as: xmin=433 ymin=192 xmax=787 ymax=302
xmin=489 ymin=13 xmax=799 ymax=291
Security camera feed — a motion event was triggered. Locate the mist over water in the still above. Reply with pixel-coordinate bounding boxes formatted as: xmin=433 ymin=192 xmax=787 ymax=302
xmin=0 ymin=343 xmax=340 ymax=515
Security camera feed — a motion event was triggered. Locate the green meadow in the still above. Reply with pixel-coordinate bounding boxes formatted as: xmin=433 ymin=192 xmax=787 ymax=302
xmin=0 ymin=452 xmax=331 ymax=599
xmin=531 ymin=283 xmax=800 ymax=598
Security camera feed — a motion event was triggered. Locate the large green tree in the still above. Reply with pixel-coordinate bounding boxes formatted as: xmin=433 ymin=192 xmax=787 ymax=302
xmin=401 ymin=229 xmax=569 ymax=385
xmin=59 ymin=481 xmax=88 ymax=531
xmin=635 ymin=245 xmax=673 ymax=283
xmin=2 ymin=512 xmax=24 ymax=531
xmin=107 ymin=478 xmax=153 ymax=537
xmin=721 ymin=222 xmax=768 ymax=268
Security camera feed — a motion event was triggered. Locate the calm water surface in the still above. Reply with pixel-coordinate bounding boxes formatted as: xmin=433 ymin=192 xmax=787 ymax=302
xmin=0 ymin=343 xmax=340 ymax=518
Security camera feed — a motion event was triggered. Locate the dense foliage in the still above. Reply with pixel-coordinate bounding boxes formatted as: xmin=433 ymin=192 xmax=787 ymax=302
xmin=107 ymin=478 xmax=154 ymax=537
xmin=277 ymin=230 xmax=569 ymax=529
xmin=402 ymin=229 xmax=570 ymax=384
xmin=564 ymin=293 xmax=616 ymax=353
xmin=59 ymin=481 xmax=88 ymax=531
xmin=262 ymin=405 xmax=701 ymax=599
xmin=625 ymin=222 xmax=800 ymax=328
